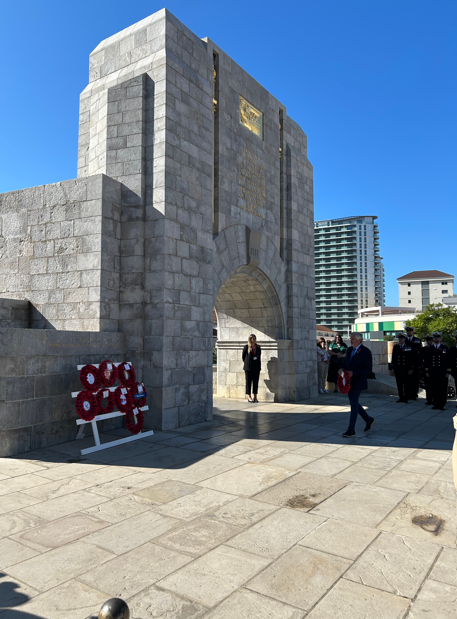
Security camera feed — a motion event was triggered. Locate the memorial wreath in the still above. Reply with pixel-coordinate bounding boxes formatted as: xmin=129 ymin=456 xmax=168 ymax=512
xmin=118 ymin=362 xmax=137 ymax=389
xmin=75 ymin=390 xmax=99 ymax=421
xmin=114 ymin=385 xmax=134 ymax=413
xmin=80 ymin=364 xmax=102 ymax=392
xmin=126 ymin=408 xmax=144 ymax=434
xmin=132 ymin=382 xmax=147 ymax=408
xmin=98 ymin=360 xmax=118 ymax=388
xmin=337 ymin=370 xmax=351 ymax=395
xmin=96 ymin=389 xmax=115 ymax=415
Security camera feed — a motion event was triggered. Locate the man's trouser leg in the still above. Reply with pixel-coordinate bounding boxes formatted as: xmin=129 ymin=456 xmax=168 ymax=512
xmin=347 ymin=389 xmax=369 ymax=432
xmin=432 ymin=374 xmax=447 ymax=409
xmin=395 ymin=371 xmax=406 ymax=400
xmin=424 ymin=374 xmax=433 ymax=403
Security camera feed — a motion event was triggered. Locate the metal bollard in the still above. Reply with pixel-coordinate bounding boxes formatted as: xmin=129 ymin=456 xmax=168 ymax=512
xmin=98 ymin=598 xmax=130 ymax=619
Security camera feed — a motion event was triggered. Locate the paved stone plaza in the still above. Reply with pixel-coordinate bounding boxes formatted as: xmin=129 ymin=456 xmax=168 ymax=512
xmin=0 ymin=393 xmax=455 ymax=618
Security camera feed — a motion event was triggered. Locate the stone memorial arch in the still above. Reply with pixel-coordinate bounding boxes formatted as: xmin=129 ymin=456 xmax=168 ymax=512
xmin=0 ymin=9 xmax=316 ymax=450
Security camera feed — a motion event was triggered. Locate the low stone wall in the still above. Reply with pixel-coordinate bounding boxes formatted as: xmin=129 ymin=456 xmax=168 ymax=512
xmin=0 ymin=299 xmax=29 ymax=328
xmin=0 ymin=328 xmax=145 ymax=457
xmin=343 ymin=339 xmax=389 ymax=375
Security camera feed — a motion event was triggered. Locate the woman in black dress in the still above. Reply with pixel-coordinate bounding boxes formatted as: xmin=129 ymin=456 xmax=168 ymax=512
xmin=242 ymin=334 xmax=261 ymax=403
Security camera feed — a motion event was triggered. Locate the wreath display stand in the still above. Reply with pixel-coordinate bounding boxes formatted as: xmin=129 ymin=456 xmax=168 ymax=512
xmin=71 ymin=361 xmax=154 ymax=456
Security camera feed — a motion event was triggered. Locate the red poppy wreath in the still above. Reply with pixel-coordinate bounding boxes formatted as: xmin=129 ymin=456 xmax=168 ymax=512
xmin=96 ymin=389 xmax=115 ymax=415
xmin=80 ymin=364 xmax=101 ymax=392
xmin=337 ymin=370 xmax=351 ymax=395
xmin=98 ymin=360 xmax=118 ymax=388
xmin=131 ymin=382 xmax=147 ymax=408
xmin=75 ymin=390 xmax=99 ymax=421
xmin=114 ymin=386 xmax=134 ymax=413
xmin=118 ymin=362 xmax=137 ymax=389
xmin=125 ymin=408 xmax=144 ymax=434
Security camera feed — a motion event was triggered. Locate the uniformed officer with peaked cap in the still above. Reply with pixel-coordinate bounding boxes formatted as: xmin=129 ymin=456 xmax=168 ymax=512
xmin=424 ymin=331 xmax=451 ymax=410
xmin=392 ymin=333 xmax=418 ymax=403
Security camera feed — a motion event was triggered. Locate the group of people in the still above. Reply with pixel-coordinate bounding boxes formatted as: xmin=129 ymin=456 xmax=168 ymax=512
xmin=317 ymin=334 xmax=347 ymax=393
xmin=245 ymin=329 xmax=457 ymax=439
xmin=392 ymin=326 xmax=457 ymax=411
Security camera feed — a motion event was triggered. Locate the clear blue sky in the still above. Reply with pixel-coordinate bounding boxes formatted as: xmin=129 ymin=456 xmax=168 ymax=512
xmin=1 ymin=1 xmax=456 ymax=305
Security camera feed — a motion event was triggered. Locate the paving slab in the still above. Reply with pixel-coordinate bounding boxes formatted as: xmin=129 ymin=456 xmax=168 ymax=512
xmin=128 ymin=585 xmax=208 ymax=619
xmin=299 ymin=517 xmax=379 ymax=560
xmin=155 ymin=514 xmax=242 ymax=556
xmin=207 ymin=497 xmax=279 ymax=528
xmin=0 ymin=538 xmax=40 ymax=570
xmin=405 ymin=579 xmax=457 ymax=619
xmin=375 ymin=469 xmax=430 ymax=493
xmin=5 ymin=540 xmax=114 ymax=592
xmin=77 ymin=542 xmax=193 ymax=599
xmin=134 ymin=480 xmax=200 ymax=503
xmin=306 ymin=578 xmax=410 ymax=619
xmin=21 ymin=490 xmax=108 ymax=521
xmin=379 ymin=493 xmax=457 ymax=548
xmin=158 ymin=545 xmax=270 ymax=607
xmin=84 ymin=511 xmax=179 ymax=554
xmin=20 ymin=476 xmax=95 ymax=500
xmin=155 ymin=488 xmax=236 ymax=520
xmin=335 ymin=463 xmax=387 ymax=484
xmin=12 ymin=513 xmax=108 ymax=551
xmin=199 ymin=463 xmax=295 ymax=497
xmin=246 ymin=545 xmax=351 ymax=610
xmin=204 ymin=588 xmax=305 ymax=618
xmin=226 ymin=508 xmax=326 ymax=559
xmin=253 ymin=471 xmax=347 ymax=511
xmin=82 ymin=494 xmax=152 ymax=524
xmin=344 ymin=531 xmax=440 ymax=598
xmin=312 ymin=483 xmax=406 ymax=527
xmin=428 ymin=547 xmax=457 ymax=587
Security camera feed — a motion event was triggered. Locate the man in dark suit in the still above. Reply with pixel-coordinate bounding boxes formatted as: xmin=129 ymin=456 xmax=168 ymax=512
xmin=339 ymin=333 xmax=375 ymax=438
xmin=405 ymin=326 xmax=422 ymax=399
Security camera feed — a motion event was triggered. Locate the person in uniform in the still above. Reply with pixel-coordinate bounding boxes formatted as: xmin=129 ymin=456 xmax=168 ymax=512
xmin=421 ymin=336 xmax=435 ymax=405
xmin=392 ymin=333 xmax=418 ymax=403
xmin=449 ymin=330 xmax=457 ymax=409
xmin=423 ymin=331 xmax=451 ymax=410
xmin=405 ymin=326 xmax=422 ymax=399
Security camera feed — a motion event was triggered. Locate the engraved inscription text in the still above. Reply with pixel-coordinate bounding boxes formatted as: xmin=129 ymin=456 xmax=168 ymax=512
xmin=238 ymin=148 xmax=265 ymax=217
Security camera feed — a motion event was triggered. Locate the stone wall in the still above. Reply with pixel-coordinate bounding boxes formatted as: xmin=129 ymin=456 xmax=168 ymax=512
xmin=0 ymin=299 xmax=29 ymax=328
xmin=0 ymin=328 xmax=147 ymax=457
xmin=0 ymin=175 xmax=122 ymax=331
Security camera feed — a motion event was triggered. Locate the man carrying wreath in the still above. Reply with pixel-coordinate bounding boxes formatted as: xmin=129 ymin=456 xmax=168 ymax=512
xmin=339 ymin=332 xmax=375 ymax=438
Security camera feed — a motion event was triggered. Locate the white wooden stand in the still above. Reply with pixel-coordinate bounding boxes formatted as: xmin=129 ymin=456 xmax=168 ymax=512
xmin=72 ymin=362 xmax=154 ymax=456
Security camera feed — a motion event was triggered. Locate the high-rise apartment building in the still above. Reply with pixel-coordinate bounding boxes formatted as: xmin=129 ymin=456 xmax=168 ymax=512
xmin=314 ymin=215 xmax=385 ymax=334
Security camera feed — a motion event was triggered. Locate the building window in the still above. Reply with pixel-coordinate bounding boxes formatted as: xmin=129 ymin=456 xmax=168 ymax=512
xmin=408 ymin=283 xmax=411 ymax=287
xmin=442 ymin=289 xmax=448 ymax=293
xmin=442 ymin=282 xmax=447 ymax=285
xmin=408 ymin=300 xmax=411 ymax=304
xmin=408 ymin=291 xmax=411 ymax=295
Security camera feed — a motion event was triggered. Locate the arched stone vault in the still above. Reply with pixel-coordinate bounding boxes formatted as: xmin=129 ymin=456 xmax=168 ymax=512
xmin=213 ymin=224 xmax=292 ymax=402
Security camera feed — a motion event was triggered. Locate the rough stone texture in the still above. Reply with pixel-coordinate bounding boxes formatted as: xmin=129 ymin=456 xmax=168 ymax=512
xmin=0 ymin=9 xmax=316 ymax=445
xmin=0 ymin=328 xmax=140 ymax=456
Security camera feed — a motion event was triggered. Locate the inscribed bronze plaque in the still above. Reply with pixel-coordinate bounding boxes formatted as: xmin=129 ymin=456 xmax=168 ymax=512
xmin=239 ymin=96 xmax=263 ymax=139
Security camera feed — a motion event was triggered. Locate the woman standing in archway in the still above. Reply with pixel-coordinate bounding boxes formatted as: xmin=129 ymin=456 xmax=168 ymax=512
xmin=242 ymin=334 xmax=261 ymax=403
